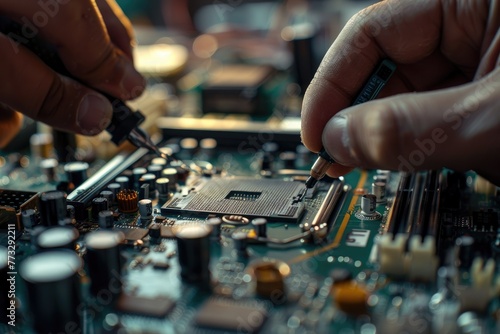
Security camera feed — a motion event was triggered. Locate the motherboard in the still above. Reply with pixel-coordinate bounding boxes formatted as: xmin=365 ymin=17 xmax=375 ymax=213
xmin=1 ymin=135 xmax=500 ymax=334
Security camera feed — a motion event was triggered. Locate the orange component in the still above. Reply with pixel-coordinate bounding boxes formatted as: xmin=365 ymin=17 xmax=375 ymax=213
xmin=116 ymin=190 xmax=139 ymax=213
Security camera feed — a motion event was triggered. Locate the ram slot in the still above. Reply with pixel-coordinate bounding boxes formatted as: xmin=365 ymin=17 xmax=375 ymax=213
xmin=386 ymin=173 xmax=414 ymax=236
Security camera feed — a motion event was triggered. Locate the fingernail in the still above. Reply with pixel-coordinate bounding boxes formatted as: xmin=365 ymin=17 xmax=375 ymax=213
xmin=122 ymin=63 xmax=146 ymax=99
xmin=77 ymin=93 xmax=113 ymax=135
xmin=322 ymin=116 xmax=357 ymax=165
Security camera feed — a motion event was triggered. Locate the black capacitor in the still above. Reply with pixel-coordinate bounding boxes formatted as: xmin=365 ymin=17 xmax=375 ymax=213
xmin=64 ymin=161 xmax=89 ymax=187
xmin=175 ymin=224 xmax=212 ymax=286
xmin=92 ymin=197 xmax=108 ymax=220
xmin=132 ymin=167 xmax=147 ymax=188
xmin=20 ymin=250 xmax=83 ymax=333
xmin=52 ymin=129 xmax=77 ymax=163
xmin=252 ymin=218 xmax=267 ymax=238
xmin=147 ymin=165 xmax=163 ymax=178
xmin=1 ymin=246 xmax=8 ymax=324
xmin=115 ymin=176 xmax=130 ymax=191
xmin=148 ymin=223 xmax=161 ymax=240
xmin=156 ymin=177 xmax=170 ymax=198
xmin=232 ymin=231 xmax=248 ymax=257
xmin=161 ymin=167 xmax=178 ymax=185
xmin=36 ymin=226 xmax=79 ymax=250
xmin=84 ymin=230 xmax=125 ymax=298
xmin=22 ymin=209 xmax=37 ymax=229
xmin=100 ymin=190 xmax=114 ymax=205
xmin=169 ymin=161 xmax=189 ymax=183
xmin=138 ymin=199 xmax=153 ymax=222
xmin=107 ymin=183 xmax=121 ymax=199
xmin=139 ymin=173 xmax=156 ymax=192
xmin=40 ymin=158 xmax=58 ymax=182
xmin=98 ymin=210 xmax=115 ymax=229
xmin=39 ymin=190 xmax=67 ymax=226
xmin=151 ymin=157 xmax=167 ymax=166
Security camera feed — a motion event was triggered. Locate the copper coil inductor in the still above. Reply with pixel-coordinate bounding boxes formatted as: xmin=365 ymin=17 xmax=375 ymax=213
xmin=116 ymin=190 xmax=139 ymax=213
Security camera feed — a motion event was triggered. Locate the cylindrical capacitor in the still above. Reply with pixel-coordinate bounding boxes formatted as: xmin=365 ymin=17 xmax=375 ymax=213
xmin=207 ymin=217 xmax=222 ymax=241
xmin=64 ymin=161 xmax=89 ymax=187
xmin=372 ymin=182 xmax=386 ymax=203
xmin=170 ymin=161 xmax=190 ymax=183
xmin=36 ymin=226 xmax=79 ymax=250
xmin=139 ymin=173 xmax=156 ymax=192
xmin=151 ymin=157 xmax=167 ymax=166
xmin=132 ymin=167 xmax=147 ymax=188
xmin=22 ymin=209 xmax=37 ymax=230
xmin=261 ymin=153 xmax=274 ymax=172
xmin=107 ymin=183 xmax=121 ymax=202
xmin=373 ymin=174 xmax=388 ymax=183
xmin=39 ymin=190 xmax=67 ymax=226
xmin=147 ymin=165 xmax=163 ymax=179
xmin=84 ymin=230 xmax=125 ymax=298
xmin=232 ymin=231 xmax=248 ymax=257
xmin=456 ymin=236 xmax=475 ymax=268
xmin=98 ymin=210 xmax=115 ymax=229
xmin=138 ymin=199 xmax=153 ymax=221
xmin=179 ymin=137 xmax=198 ymax=158
xmin=161 ymin=167 xmax=178 ymax=185
xmin=92 ymin=197 xmax=109 ymax=220
xmin=40 ymin=158 xmax=58 ymax=182
xmin=156 ymin=178 xmax=170 ymax=198
xmin=175 ymin=224 xmax=212 ymax=285
xmin=252 ymin=218 xmax=267 ymax=238
xmin=148 ymin=223 xmax=161 ymax=241
xmin=1 ymin=246 xmax=8 ymax=324
xmin=100 ymin=190 xmax=114 ymax=206
xmin=20 ymin=250 xmax=83 ymax=333
xmin=115 ymin=176 xmax=130 ymax=191
xmin=361 ymin=194 xmax=377 ymax=216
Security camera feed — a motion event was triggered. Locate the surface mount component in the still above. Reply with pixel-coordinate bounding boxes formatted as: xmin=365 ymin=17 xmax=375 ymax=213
xmin=162 ymin=178 xmax=306 ymax=222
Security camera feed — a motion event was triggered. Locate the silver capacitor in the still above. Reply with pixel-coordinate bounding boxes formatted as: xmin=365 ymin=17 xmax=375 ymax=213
xmin=361 ymin=194 xmax=377 ymax=216
xmin=138 ymin=199 xmax=153 ymax=222
xmin=372 ymin=182 xmax=386 ymax=203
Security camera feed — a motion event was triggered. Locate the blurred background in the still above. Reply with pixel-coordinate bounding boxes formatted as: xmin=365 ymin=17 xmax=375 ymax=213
xmin=1 ymin=0 xmax=377 ymax=190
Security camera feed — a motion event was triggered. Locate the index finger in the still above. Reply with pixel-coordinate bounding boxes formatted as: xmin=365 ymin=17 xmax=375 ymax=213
xmin=300 ymin=0 xmax=487 ymax=153
xmin=0 ymin=0 xmax=145 ymax=100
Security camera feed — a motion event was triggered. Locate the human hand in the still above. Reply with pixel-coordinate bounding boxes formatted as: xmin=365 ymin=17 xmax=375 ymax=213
xmin=301 ymin=0 xmax=500 ymax=184
xmin=0 ymin=0 xmax=145 ymax=147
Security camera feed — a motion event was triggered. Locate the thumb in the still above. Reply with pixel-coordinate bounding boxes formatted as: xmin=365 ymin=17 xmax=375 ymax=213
xmin=322 ymin=68 xmax=500 ymax=177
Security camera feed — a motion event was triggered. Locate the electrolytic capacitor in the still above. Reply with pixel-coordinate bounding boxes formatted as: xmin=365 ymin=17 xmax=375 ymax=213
xmin=20 ymin=250 xmax=83 ymax=333
xmin=232 ymin=231 xmax=248 ymax=257
xmin=92 ymin=197 xmax=108 ymax=220
xmin=138 ymin=199 xmax=153 ymax=222
xmin=132 ymin=167 xmax=147 ymax=188
xmin=161 ymin=167 xmax=178 ymax=185
xmin=115 ymin=176 xmax=130 ymax=191
xmin=107 ymin=183 xmax=121 ymax=199
xmin=36 ymin=226 xmax=79 ymax=250
xmin=361 ymin=194 xmax=377 ymax=216
xmin=139 ymin=173 xmax=156 ymax=192
xmin=84 ymin=230 xmax=125 ymax=298
xmin=169 ymin=161 xmax=189 ymax=183
xmin=179 ymin=137 xmax=198 ymax=158
xmin=199 ymin=138 xmax=217 ymax=158
xmin=98 ymin=210 xmax=115 ymax=229
xmin=279 ymin=151 xmax=297 ymax=169
xmin=175 ymin=224 xmax=212 ymax=286
xmin=147 ymin=165 xmax=163 ymax=178
xmin=39 ymin=190 xmax=67 ymax=226
xmin=64 ymin=161 xmax=89 ymax=187
xmin=151 ymin=157 xmax=167 ymax=166
xmin=252 ymin=218 xmax=267 ymax=238
xmin=40 ymin=158 xmax=58 ymax=182
xmin=100 ymin=190 xmax=114 ymax=206
xmin=30 ymin=133 xmax=53 ymax=160
xmin=156 ymin=178 xmax=170 ymax=198
xmin=372 ymin=182 xmax=387 ymax=203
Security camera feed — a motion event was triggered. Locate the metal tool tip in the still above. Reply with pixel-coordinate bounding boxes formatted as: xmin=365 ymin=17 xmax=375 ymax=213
xmin=305 ymin=176 xmax=317 ymax=189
